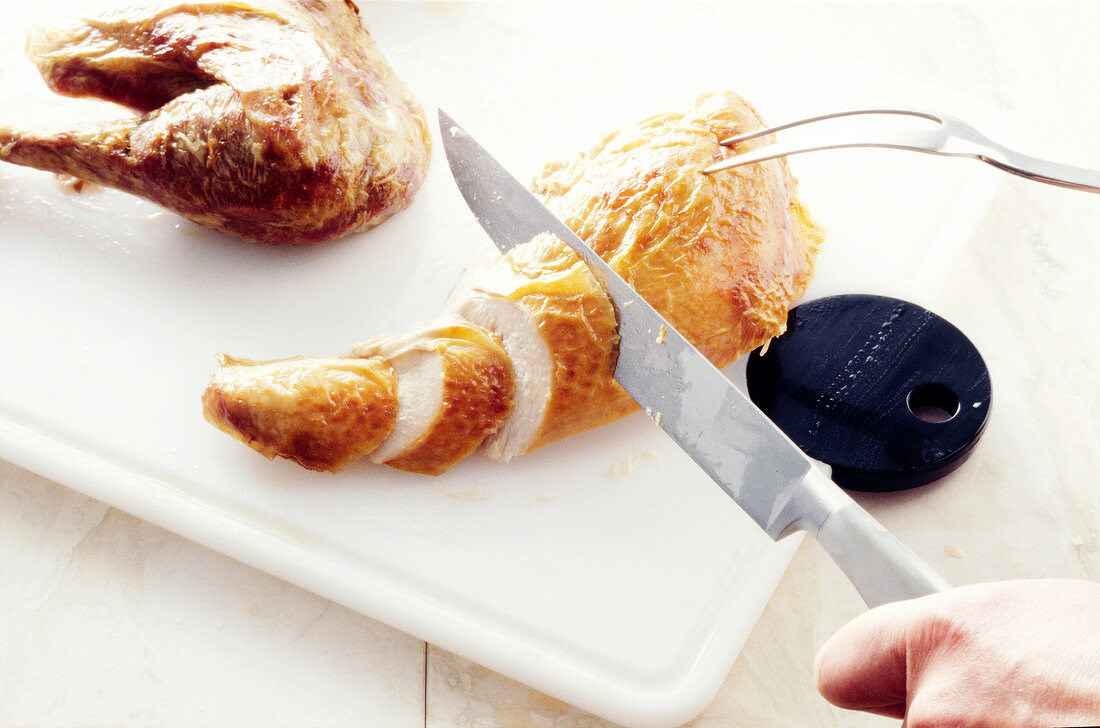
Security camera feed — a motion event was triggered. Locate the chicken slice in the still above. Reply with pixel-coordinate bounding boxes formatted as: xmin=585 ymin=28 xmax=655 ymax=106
xmin=202 ymin=355 xmax=397 ymax=471
xmin=349 ymin=318 xmax=514 ymax=475
xmin=0 ymin=0 xmax=430 ymax=244
xmin=450 ymin=233 xmax=631 ymax=461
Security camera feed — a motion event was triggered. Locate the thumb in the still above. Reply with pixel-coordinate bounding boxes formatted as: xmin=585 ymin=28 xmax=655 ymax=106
xmin=814 ymin=599 xmax=922 ymax=719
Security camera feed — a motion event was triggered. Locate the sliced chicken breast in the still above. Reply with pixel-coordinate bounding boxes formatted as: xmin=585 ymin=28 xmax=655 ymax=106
xmin=203 ymin=91 xmax=825 ymax=474
xmin=349 ymin=318 xmax=514 ymax=475
xmin=450 ymin=233 xmax=632 ymax=461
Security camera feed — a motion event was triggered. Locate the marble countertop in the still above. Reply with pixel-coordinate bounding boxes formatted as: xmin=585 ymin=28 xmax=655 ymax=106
xmin=3 ymin=3 xmax=1098 ymax=726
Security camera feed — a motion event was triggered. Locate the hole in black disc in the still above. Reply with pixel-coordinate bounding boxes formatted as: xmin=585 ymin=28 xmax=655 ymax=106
xmin=907 ymin=383 xmax=960 ymax=423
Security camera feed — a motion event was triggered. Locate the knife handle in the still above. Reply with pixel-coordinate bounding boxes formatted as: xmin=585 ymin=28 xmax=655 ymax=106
xmin=806 ymin=469 xmax=951 ymax=608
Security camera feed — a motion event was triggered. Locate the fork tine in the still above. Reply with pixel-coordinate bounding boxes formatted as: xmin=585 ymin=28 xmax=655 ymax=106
xmin=709 ymin=108 xmax=1100 ymax=192
xmin=702 ymin=141 xmax=868 ymax=174
xmin=718 ymin=108 xmax=943 ymax=147
xmin=702 ymin=138 xmax=947 ymax=175
xmin=704 ymin=108 xmax=948 ymax=175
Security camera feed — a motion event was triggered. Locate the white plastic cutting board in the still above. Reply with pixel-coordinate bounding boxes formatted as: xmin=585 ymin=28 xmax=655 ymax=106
xmin=0 ymin=3 xmax=1005 ymax=727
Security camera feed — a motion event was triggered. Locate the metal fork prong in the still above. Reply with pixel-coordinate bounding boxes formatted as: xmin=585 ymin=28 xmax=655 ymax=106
xmin=707 ymin=107 xmax=1100 ymax=193
xmin=717 ymin=108 xmax=944 ymax=147
xmin=703 ymin=126 xmax=949 ymax=175
xmin=704 ymin=141 xmax=924 ymax=174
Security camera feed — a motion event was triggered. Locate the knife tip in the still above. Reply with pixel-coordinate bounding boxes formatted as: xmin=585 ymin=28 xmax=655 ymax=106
xmin=437 ymin=108 xmax=468 ymax=142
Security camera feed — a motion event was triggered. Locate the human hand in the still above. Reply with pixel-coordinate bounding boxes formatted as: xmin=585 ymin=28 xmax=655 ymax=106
xmin=814 ymin=579 xmax=1100 ymax=727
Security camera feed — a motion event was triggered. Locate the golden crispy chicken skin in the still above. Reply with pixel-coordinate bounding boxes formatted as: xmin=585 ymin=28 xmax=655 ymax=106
xmin=0 ymin=0 xmax=430 ymax=244
xmin=534 ymin=91 xmax=822 ymax=368
xmin=202 ymin=355 xmax=398 ymax=471
xmin=203 ymin=92 xmax=824 ymax=475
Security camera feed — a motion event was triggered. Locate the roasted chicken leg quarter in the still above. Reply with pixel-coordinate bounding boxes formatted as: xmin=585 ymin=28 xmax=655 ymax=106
xmin=0 ymin=0 xmax=430 ymax=244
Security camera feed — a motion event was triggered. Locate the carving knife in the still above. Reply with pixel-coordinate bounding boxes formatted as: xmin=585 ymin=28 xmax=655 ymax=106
xmin=438 ymin=109 xmax=949 ymax=608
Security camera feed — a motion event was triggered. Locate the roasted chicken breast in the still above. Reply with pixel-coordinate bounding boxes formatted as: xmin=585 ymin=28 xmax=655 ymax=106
xmin=203 ymin=92 xmax=825 ymax=474
xmin=0 ymin=0 xmax=430 ymax=244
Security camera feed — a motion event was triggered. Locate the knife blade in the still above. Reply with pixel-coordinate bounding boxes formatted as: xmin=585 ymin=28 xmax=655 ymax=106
xmin=439 ymin=109 xmax=949 ymax=607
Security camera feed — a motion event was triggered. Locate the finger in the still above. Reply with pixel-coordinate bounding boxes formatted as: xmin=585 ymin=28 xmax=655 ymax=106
xmin=814 ymin=599 xmax=922 ymax=716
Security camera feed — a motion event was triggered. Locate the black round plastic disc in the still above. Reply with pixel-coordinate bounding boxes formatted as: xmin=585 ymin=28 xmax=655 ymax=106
xmin=745 ymin=294 xmax=991 ymax=492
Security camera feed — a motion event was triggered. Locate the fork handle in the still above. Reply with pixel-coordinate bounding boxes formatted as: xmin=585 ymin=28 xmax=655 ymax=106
xmin=981 ymin=148 xmax=1100 ymax=193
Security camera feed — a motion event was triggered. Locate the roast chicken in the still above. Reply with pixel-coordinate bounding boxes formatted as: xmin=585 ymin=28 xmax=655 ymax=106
xmin=203 ymin=92 xmax=825 ymax=474
xmin=0 ymin=0 xmax=430 ymax=244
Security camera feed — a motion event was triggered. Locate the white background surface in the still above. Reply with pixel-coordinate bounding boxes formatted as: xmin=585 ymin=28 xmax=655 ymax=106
xmin=2 ymin=2 xmax=1099 ymax=727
